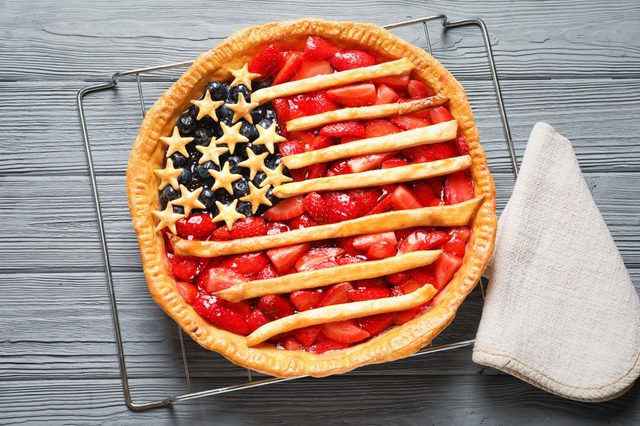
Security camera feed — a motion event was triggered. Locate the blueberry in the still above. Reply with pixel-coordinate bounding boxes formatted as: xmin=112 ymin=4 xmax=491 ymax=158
xmin=214 ymin=188 xmax=233 ymax=205
xmin=193 ymin=127 xmax=211 ymax=146
xmin=197 ymin=116 xmax=218 ymax=133
xmin=266 ymin=187 xmax=278 ymax=205
xmin=159 ymin=185 xmax=179 ymax=209
xmin=216 ymin=104 xmax=234 ymax=126
xmin=176 ymin=113 xmax=196 ymax=136
xmin=250 ymin=106 xmax=265 ymax=123
xmin=236 ymin=201 xmax=253 ymax=217
xmin=253 ymin=78 xmax=272 ymax=91
xmin=264 ymin=155 xmax=280 ymax=169
xmin=188 ymin=105 xmax=199 ymax=117
xmin=253 ymin=171 xmax=267 ymax=187
xmin=257 ymin=117 xmax=274 ymax=131
xmin=240 ymin=122 xmax=259 ymax=141
xmin=187 ymin=150 xmax=202 ymax=167
xmin=223 ymin=154 xmax=242 ymax=174
xmin=264 ymin=107 xmax=277 ymax=122
xmin=228 ymin=84 xmax=250 ymax=103
xmin=173 ymin=205 xmax=185 ymax=215
xmin=170 ymin=152 xmax=188 ymax=168
xmin=249 ymin=142 xmax=268 ymax=155
xmin=178 ymin=168 xmax=192 ymax=186
xmin=195 ymin=161 xmax=215 ymax=179
xmin=198 ymin=186 xmax=217 ymax=212
xmin=232 ymin=179 xmax=250 ymax=198
xmin=206 ymin=81 xmax=229 ymax=101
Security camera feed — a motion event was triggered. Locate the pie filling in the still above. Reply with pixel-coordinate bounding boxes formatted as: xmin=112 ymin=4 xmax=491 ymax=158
xmin=154 ymin=36 xmax=476 ymax=353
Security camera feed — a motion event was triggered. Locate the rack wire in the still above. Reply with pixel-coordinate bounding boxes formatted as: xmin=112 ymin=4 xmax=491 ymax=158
xmin=77 ymin=15 xmax=518 ymax=411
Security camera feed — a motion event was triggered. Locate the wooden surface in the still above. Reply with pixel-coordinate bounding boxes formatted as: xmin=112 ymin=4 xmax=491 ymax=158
xmin=1 ymin=0 xmax=639 ymax=424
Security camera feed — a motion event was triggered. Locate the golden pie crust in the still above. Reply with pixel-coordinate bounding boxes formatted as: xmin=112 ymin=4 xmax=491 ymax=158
xmin=127 ymin=18 xmax=497 ymax=378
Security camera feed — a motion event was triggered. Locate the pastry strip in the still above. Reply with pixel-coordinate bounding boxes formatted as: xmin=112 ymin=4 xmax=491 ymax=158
xmin=282 ymin=120 xmax=458 ymax=170
xmin=273 ymin=155 xmax=472 ymax=198
xmin=171 ymin=197 xmax=483 ymax=257
xmin=217 ymin=250 xmax=442 ymax=302
xmin=246 ymin=283 xmax=438 ymax=346
xmin=251 ymin=58 xmax=414 ymax=104
xmin=286 ymin=95 xmax=448 ymax=132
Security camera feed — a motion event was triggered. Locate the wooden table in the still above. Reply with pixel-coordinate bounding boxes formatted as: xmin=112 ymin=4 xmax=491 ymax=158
xmin=1 ymin=0 xmax=639 ymax=423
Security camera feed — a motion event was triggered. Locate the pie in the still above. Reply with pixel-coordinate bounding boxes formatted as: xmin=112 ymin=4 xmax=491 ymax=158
xmin=127 ymin=19 xmax=496 ymax=377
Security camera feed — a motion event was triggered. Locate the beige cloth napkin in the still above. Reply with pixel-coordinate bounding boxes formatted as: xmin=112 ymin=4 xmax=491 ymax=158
xmin=473 ymin=122 xmax=640 ymax=402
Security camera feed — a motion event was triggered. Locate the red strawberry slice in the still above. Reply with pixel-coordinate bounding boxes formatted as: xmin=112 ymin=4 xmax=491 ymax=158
xmin=326 ymin=83 xmax=377 ymax=106
xmin=257 ymin=294 xmax=294 ymax=320
xmin=330 ymin=49 xmax=375 ymax=71
xmin=454 ymin=136 xmax=469 ymax=155
xmin=303 ymin=189 xmax=379 ymax=224
xmin=429 ymin=106 xmax=453 ymax=124
xmin=443 ymin=227 xmax=471 ymax=257
xmin=365 ymin=119 xmax=401 ymax=138
xmin=303 ymin=36 xmax=341 ymax=60
xmin=389 ymin=115 xmax=432 ymax=130
xmin=386 ymin=272 xmax=409 ymax=285
xmin=175 ymin=212 xmax=216 ymax=238
xmin=348 ymin=153 xmax=395 ymax=173
xmin=267 ymin=243 xmax=311 ymax=273
xmin=312 ymin=134 xmax=335 ymax=150
xmin=212 ymin=217 xmax=267 ymax=240
xmin=395 ymin=307 xmax=421 ymax=325
xmin=366 ymin=189 xmax=396 ymax=216
xmin=264 ymin=195 xmax=304 ymax=221
xmin=247 ymin=309 xmax=268 ymax=332
xmin=396 ymin=279 xmax=424 ymax=295
xmin=374 ymin=83 xmax=399 ymax=105
xmin=308 ymin=335 xmax=350 ymax=353
xmin=288 ymin=131 xmax=314 ymax=150
xmin=399 ymin=230 xmax=449 ymax=254
xmin=336 ymin=253 xmax=366 ymax=264
xmin=408 ymin=265 xmax=437 ymax=285
xmin=272 ymin=98 xmax=290 ymax=137
xmin=197 ymin=267 xmax=244 ymax=293
xmin=169 ymin=254 xmax=202 ymax=282
xmin=433 ymin=252 xmax=463 ymax=289
xmin=306 ymin=163 xmax=328 ymax=180
xmin=403 ymin=142 xmax=456 ymax=164
xmin=407 ymin=79 xmax=431 ymax=98
xmin=289 ymin=213 xmax=317 ymax=230
xmin=248 ymin=43 xmax=285 ymax=76
xmin=273 ymin=52 xmax=304 ymax=85
xmin=347 ymin=285 xmax=390 ymax=301
xmin=381 ymin=158 xmax=409 ymax=169
xmin=266 ymin=221 xmax=290 ymax=235
xmin=288 ymin=92 xmax=337 ymax=117
xmin=319 ymin=121 xmax=366 ymax=138
xmin=412 ymin=181 xmax=441 ymax=206
xmin=293 ymin=59 xmax=333 ymax=80
xmin=318 ymin=282 xmax=353 ymax=307
xmin=175 ymin=281 xmax=198 ymax=304
xmin=340 ymin=136 xmax=360 ymax=144
xmin=283 ymin=338 xmax=304 ymax=351
xmin=373 ymin=75 xmax=409 ymax=90
xmin=256 ymin=264 xmax=279 ymax=280
xmin=290 ymin=290 xmax=323 ymax=311
xmin=358 ymin=313 xmax=396 ymax=336
xmin=278 ymin=139 xmax=305 ymax=157
xmin=444 ymin=171 xmax=474 ymax=204
xmin=305 ymin=259 xmax=339 ymax=271
xmin=367 ymin=241 xmax=397 ymax=259
xmin=294 ymin=325 xmax=322 ymax=347
xmin=353 ymin=231 xmax=397 ymax=251
xmin=327 ymin=159 xmax=352 ymax=176
xmin=295 ymin=247 xmax=345 ymax=272
xmin=219 ymin=252 xmax=269 ymax=275
xmin=390 ymin=185 xmax=422 ymax=210
xmin=193 ymin=294 xmax=249 ymax=335
xmin=322 ymin=320 xmax=370 ymax=343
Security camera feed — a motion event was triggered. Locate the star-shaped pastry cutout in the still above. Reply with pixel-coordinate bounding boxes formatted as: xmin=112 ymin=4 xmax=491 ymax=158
xmin=217 ymin=122 xmax=249 ymax=154
xmin=253 ymin=122 xmax=286 ymax=154
xmin=240 ymin=182 xmax=273 ymax=214
xmin=260 ymin=163 xmax=293 ymax=188
xmin=238 ymin=147 xmax=269 ymax=180
xmin=227 ymin=95 xmax=259 ymax=124
xmin=209 ymin=162 xmax=243 ymax=195
xmin=159 ymin=127 xmax=193 ymax=158
xmin=212 ymin=199 xmax=246 ymax=230
xmin=154 ymin=158 xmax=183 ymax=190
xmin=172 ymin=185 xmax=205 ymax=216
xmin=196 ymin=138 xmax=229 ymax=166
xmin=191 ymin=90 xmax=225 ymax=121
xmin=229 ymin=63 xmax=261 ymax=90
xmin=152 ymin=202 xmax=184 ymax=234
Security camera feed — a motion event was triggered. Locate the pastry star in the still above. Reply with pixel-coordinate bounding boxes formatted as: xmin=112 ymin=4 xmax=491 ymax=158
xmin=260 ymin=163 xmax=293 ymax=188
xmin=238 ymin=147 xmax=269 ymax=180
xmin=152 ymin=202 xmax=184 ymax=234
xmin=196 ymin=138 xmax=229 ymax=166
xmin=172 ymin=184 xmax=205 ymax=216
xmin=229 ymin=63 xmax=261 ymax=90
xmin=227 ymin=95 xmax=259 ymax=124
xmin=154 ymin=158 xmax=183 ymax=190
xmin=160 ymin=127 xmax=193 ymax=158
xmin=240 ymin=182 xmax=273 ymax=214
xmin=191 ymin=90 xmax=225 ymax=121
xmin=217 ymin=121 xmax=249 ymax=154
xmin=212 ymin=199 xmax=246 ymax=229
xmin=253 ymin=122 xmax=286 ymax=154
xmin=209 ymin=162 xmax=243 ymax=195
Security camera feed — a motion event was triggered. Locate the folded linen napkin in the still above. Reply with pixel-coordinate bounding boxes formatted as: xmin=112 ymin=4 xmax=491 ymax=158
xmin=473 ymin=122 xmax=640 ymax=402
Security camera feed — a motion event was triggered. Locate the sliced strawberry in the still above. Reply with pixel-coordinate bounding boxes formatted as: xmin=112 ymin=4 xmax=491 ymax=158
xmin=293 ymin=59 xmax=333 ymax=80
xmin=219 ymin=252 xmax=269 ymax=275
xmin=256 ymin=264 xmax=279 ymax=280
xmin=257 ymin=294 xmax=294 ymax=320
xmin=318 ymin=282 xmax=353 ymax=307
xmin=326 ymin=83 xmax=376 ymax=106
xmin=398 ymin=230 xmax=449 ymax=254
xmin=290 ymin=289 xmax=323 ymax=311
xmin=248 ymin=43 xmax=284 ymax=76
xmin=295 ymin=247 xmax=345 ymax=271
xmin=450 ymin=226 xmax=471 ymax=242
xmin=288 ymin=213 xmax=317 ymax=230
xmin=193 ymin=294 xmax=249 ymax=335
xmin=443 ymin=227 xmax=471 ymax=257
xmin=336 ymin=253 xmax=367 ymax=264
xmin=454 ymin=136 xmax=469 ymax=155
xmin=312 ymin=134 xmax=335 ymax=150
xmin=175 ymin=281 xmax=198 ymax=304
xmin=397 ymin=278 xmax=424 ymax=295
xmin=386 ymin=272 xmax=409 ymax=285
xmin=429 ymin=106 xmax=453 ymax=124
xmin=403 ymin=142 xmax=456 ymax=164
xmin=278 ymin=139 xmax=305 ymax=157
xmin=303 ymin=189 xmax=379 ymax=224
xmin=303 ymin=36 xmax=341 ymax=60
xmin=273 ymin=52 xmax=304 ymax=85
xmin=367 ymin=241 xmax=397 ymax=259
xmin=175 ymin=212 xmax=216 ymax=238
xmin=272 ymin=99 xmax=290 ymax=137
xmin=373 ymin=75 xmax=409 ymax=90
xmin=353 ymin=232 xmax=397 ymax=251
xmin=197 ymin=267 xmax=244 ymax=293
xmin=247 ymin=309 xmax=269 ymax=332
xmin=322 ymin=320 xmax=370 ymax=343
xmin=308 ymin=335 xmax=349 ymax=353
xmin=264 ymin=195 xmax=305 ymax=221
xmin=407 ymin=79 xmax=430 ymax=98
xmin=366 ymin=189 xmax=396 ymax=215
xmin=337 ymin=237 xmax=359 ymax=256
xmin=395 ymin=307 xmax=421 ymax=325
xmin=319 ymin=121 xmax=366 ymax=138
xmin=365 ymin=119 xmax=401 ymax=138
xmin=330 ymin=49 xmax=375 ymax=71
xmin=287 ymin=131 xmax=314 ymax=150
xmin=288 ymin=92 xmax=337 ymax=117
xmin=348 ymin=285 xmax=390 ymax=301
xmin=348 ymin=152 xmax=395 ymax=173
xmin=340 ymin=136 xmax=360 ymax=144
xmin=413 ymin=181 xmax=441 ymax=206
xmin=390 ymin=185 xmax=422 ymax=210
xmin=327 ymin=159 xmax=352 ymax=176
xmin=381 ymin=157 xmax=409 ymax=169
xmin=283 ymin=338 xmax=304 ymax=351
xmin=358 ymin=313 xmax=396 ymax=336
xmin=169 ymin=254 xmax=201 ymax=282
xmin=266 ymin=221 xmax=290 ymax=235
xmin=389 ymin=115 xmax=432 ymax=130
xmin=409 ymin=266 xmax=436 ymax=285
xmin=444 ymin=171 xmax=474 ymax=204
xmin=212 ymin=217 xmax=268 ymax=240
xmin=305 ymin=259 xmax=339 ymax=271
xmin=294 ymin=325 xmax=322 ymax=347
xmin=433 ymin=252 xmax=463 ymax=289
xmin=267 ymin=243 xmax=311 ymax=273
xmin=374 ymin=83 xmax=399 ymax=105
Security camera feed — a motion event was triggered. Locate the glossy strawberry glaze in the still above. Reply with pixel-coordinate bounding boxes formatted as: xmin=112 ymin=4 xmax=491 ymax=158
xmin=166 ymin=36 xmax=474 ymax=353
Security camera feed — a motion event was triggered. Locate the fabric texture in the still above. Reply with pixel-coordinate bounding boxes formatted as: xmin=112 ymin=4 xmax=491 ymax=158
xmin=473 ymin=122 xmax=640 ymax=402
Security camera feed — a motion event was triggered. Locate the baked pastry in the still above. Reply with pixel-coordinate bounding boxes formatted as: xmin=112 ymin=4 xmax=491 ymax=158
xmin=127 ymin=19 xmax=496 ymax=377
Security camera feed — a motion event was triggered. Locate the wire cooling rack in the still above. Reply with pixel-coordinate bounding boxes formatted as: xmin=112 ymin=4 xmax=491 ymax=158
xmin=77 ymin=15 xmax=518 ymax=411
